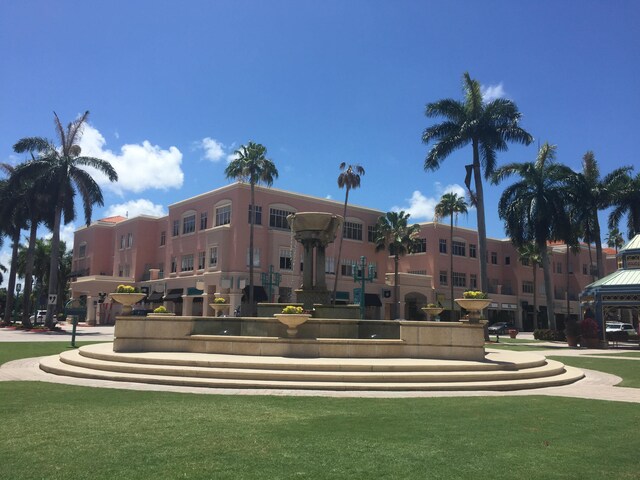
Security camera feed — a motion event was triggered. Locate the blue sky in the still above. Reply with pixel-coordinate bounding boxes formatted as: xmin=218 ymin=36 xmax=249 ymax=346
xmin=1 ymin=0 xmax=639 ymax=271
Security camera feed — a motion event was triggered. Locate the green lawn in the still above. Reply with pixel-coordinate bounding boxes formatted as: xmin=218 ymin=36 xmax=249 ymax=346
xmin=590 ymin=351 xmax=640 ymax=358
xmin=2 ymin=343 xmax=640 ymax=479
xmin=0 ymin=341 xmax=106 ymax=366
xmin=548 ymin=356 xmax=640 ymax=388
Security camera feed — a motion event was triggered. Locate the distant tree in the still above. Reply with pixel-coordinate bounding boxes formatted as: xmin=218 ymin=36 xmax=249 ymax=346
xmin=493 ymin=143 xmax=574 ymax=330
xmin=332 ymin=163 xmax=365 ymax=304
xmin=422 ymin=72 xmax=533 ymax=295
xmin=517 ymin=242 xmax=542 ymax=330
xmin=605 ymin=227 xmax=625 ymax=254
xmin=12 ymin=111 xmax=118 ymax=328
xmin=225 ymin=142 xmax=278 ymax=315
xmin=374 ymin=211 xmax=421 ymax=320
xmin=434 ymin=192 xmax=468 ymax=317
xmin=607 ymin=170 xmax=640 ymax=239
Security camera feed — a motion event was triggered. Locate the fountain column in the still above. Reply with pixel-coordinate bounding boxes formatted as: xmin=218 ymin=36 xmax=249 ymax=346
xmin=316 ymin=244 xmax=327 ymax=290
xmin=302 ymin=242 xmax=314 ymax=290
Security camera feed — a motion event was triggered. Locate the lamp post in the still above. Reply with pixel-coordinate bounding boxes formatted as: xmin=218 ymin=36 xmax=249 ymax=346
xmin=353 ymin=256 xmax=376 ymax=320
xmin=261 ymin=265 xmax=281 ymax=303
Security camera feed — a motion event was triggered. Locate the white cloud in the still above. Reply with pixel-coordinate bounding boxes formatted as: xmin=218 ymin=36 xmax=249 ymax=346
xmin=0 ymin=248 xmax=11 ymax=287
xmin=78 ymin=124 xmax=184 ymax=195
xmin=226 ymin=151 xmax=240 ymax=164
xmin=391 ymin=184 xmax=471 ymax=222
xmin=199 ymin=137 xmax=226 ymax=162
xmin=325 ymin=194 xmax=332 ymax=200
xmin=105 ymin=199 xmax=167 ymax=218
xmin=43 ymin=223 xmax=76 ymax=251
xmin=481 ymin=82 xmax=506 ymax=102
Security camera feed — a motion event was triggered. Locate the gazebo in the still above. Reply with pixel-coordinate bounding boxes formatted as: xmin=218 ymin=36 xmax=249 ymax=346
xmin=579 ymin=234 xmax=640 ymax=342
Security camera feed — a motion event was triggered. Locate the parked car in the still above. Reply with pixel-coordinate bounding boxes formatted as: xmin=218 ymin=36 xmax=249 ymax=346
xmin=29 ymin=310 xmax=47 ymax=324
xmin=605 ymin=322 xmax=637 ymax=336
xmin=488 ymin=322 xmax=515 ymax=334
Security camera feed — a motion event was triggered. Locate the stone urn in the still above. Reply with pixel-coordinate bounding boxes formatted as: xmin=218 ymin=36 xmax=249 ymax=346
xmin=421 ymin=307 xmax=444 ymax=321
xmin=109 ymin=293 xmax=146 ymax=315
xmin=210 ymin=302 xmax=230 ymax=317
xmin=274 ymin=313 xmax=312 ymax=337
xmin=455 ymin=298 xmax=492 ymax=323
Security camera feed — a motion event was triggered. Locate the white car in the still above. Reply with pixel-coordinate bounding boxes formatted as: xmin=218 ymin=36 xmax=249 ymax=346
xmin=29 ymin=310 xmax=47 ymax=324
xmin=605 ymin=323 xmax=637 ymax=335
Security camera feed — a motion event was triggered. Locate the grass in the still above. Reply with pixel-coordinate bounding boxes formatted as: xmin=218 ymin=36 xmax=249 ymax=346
xmin=1 ymin=382 xmax=639 ymax=479
xmin=590 ymin=351 xmax=640 ymax=358
xmin=548 ymin=356 xmax=640 ymax=388
xmin=0 ymin=341 xmax=106 ymax=366
xmin=2 ymin=342 xmax=640 ymax=479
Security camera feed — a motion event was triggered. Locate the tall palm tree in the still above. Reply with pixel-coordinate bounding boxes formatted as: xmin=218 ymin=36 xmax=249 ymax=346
xmin=607 ymin=171 xmax=640 ymax=239
xmin=332 ymin=163 xmax=365 ymax=304
xmin=374 ymin=211 xmax=421 ymax=320
xmin=434 ymin=192 xmax=468 ymax=318
xmin=12 ymin=111 xmax=118 ymax=327
xmin=517 ymin=242 xmax=541 ymax=330
xmin=567 ymin=151 xmax=630 ymax=278
xmin=605 ymin=227 xmax=625 ymax=254
xmin=492 ymin=143 xmax=574 ymax=330
xmin=422 ymin=72 xmax=533 ymax=294
xmin=225 ymin=142 xmax=278 ymax=315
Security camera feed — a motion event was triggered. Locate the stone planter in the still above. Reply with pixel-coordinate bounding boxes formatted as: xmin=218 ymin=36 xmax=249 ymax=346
xmin=508 ymin=329 xmax=518 ymax=339
xmin=274 ymin=313 xmax=311 ymax=337
xmin=455 ymin=298 xmax=492 ymax=323
xmin=421 ymin=307 xmax=444 ymax=321
xmin=109 ymin=293 xmax=146 ymax=315
xmin=210 ymin=303 xmax=230 ymax=317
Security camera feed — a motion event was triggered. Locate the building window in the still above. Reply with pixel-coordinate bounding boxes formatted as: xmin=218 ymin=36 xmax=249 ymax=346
xmin=127 ymin=233 xmax=133 ymax=248
xmin=341 ymin=259 xmax=356 ymax=277
xmin=326 ymin=256 xmax=335 ymax=274
xmin=491 ymin=252 xmax=498 ymax=265
xmin=367 ymin=225 xmax=376 ymax=243
xmin=279 ymin=248 xmax=292 ymax=270
xmin=439 ymin=239 xmax=447 ymax=254
xmin=522 ymin=281 xmax=534 ymax=294
xmin=120 ymin=235 xmax=125 ymax=249
xmin=248 ymin=205 xmax=262 ymax=225
xmin=556 ymin=262 xmax=562 ymax=274
xmin=215 ymin=205 xmax=231 ymax=226
xmin=171 ymin=257 xmax=177 ymax=273
xmin=209 ymin=247 xmax=218 ymax=268
xmin=181 ymin=254 xmax=194 ymax=272
xmin=452 ymin=241 xmax=466 ymax=257
xmin=343 ymin=221 xmax=363 ymax=241
xmin=198 ymin=251 xmax=206 ymax=270
xmin=158 ymin=263 xmax=164 ymax=279
xmin=246 ymin=248 xmax=260 ymax=267
xmin=183 ymin=214 xmax=196 ymax=234
xmin=439 ymin=270 xmax=448 ymax=286
xmin=78 ymin=244 xmax=86 ymax=258
xmin=172 ymin=220 xmax=179 ymax=237
xmin=160 ymin=231 xmax=166 ymax=246
xmin=505 ymin=256 xmax=511 ymax=265
xmin=452 ymin=272 xmax=466 ymax=288
xmin=200 ymin=212 xmax=208 ymax=230
xmin=470 ymin=274 xmax=477 ymax=290
xmin=269 ymin=207 xmax=294 ymax=229
xmin=412 ymin=238 xmax=427 ymax=253
xmin=469 ymin=244 xmax=477 ymax=258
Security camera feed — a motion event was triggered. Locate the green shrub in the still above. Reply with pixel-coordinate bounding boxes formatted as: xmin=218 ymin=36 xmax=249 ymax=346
xmin=281 ymin=305 xmax=304 ymax=314
xmin=533 ymin=329 xmax=566 ymax=341
xmin=115 ymin=285 xmax=137 ymax=293
xmin=153 ymin=306 xmax=168 ymax=313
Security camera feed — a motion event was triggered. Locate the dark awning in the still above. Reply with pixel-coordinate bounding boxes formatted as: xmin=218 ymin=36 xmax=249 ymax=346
xmin=242 ymin=285 xmax=268 ymax=302
xmin=163 ymin=288 xmax=184 ymax=302
xmin=365 ymin=293 xmax=382 ymax=307
xmin=187 ymin=287 xmax=204 ymax=296
xmin=147 ymin=292 xmax=164 ymax=302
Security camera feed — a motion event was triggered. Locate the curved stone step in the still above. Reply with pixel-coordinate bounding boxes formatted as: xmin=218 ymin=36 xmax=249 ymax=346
xmin=59 ymin=349 xmax=567 ymax=383
xmin=39 ymin=354 xmax=585 ymax=391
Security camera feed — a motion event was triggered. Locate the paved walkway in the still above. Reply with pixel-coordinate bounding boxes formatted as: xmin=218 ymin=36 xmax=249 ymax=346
xmin=1 ymin=326 xmax=639 ymax=402
xmin=0 ymin=323 xmax=114 ymax=342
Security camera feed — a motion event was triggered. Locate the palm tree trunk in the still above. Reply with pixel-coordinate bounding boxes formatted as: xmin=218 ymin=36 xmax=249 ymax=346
xmin=394 ymin=255 xmax=400 ymax=320
xmin=538 ymin=240 xmax=556 ymax=330
xmin=332 ymin=188 xmax=350 ymax=304
xmin=472 ymin=140 xmax=488 ymax=293
xmin=45 ymin=203 xmax=62 ymax=328
xmin=21 ymin=220 xmax=38 ymax=327
xmin=593 ymin=220 xmax=604 ymax=279
xmin=449 ymin=212 xmax=454 ymax=320
xmin=587 ymin=242 xmax=594 ymax=280
xmin=532 ymin=263 xmax=538 ymax=330
xmin=248 ymin=183 xmax=255 ymax=316
xmin=3 ymin=229 xmax=20 ymax=323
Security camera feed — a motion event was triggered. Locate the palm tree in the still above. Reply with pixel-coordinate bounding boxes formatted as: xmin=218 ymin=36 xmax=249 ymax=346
xmin=517 ymin=242 xmax=541 ymax=330
xmin=332 ymin=163 xmax=365 ymax=304
xmin=12 ymin=111 xmax=118 ymax=327
xmin=225 ymin=142 xmax=278 ymax=315
xmin=567 ymin=152 xmax=630 ymax=278
xmin=374 ymin=211 xmax=421 ymax=320
xmin=605 ymin=227 xmax=625 ymax=254
xmin=422 ymin=72 xmax=533 ymax=295
xmin=492 ymin=143 xmax=574 ymax=330
xmin=607 ymin=171 xmax=640 ymax=239
xmin=434 ymin=192 xmax=468 ymax=319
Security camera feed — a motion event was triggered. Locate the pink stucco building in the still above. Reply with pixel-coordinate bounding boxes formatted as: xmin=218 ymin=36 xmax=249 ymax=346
xmin=70 ymin=182 xmax=616 ymax=329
